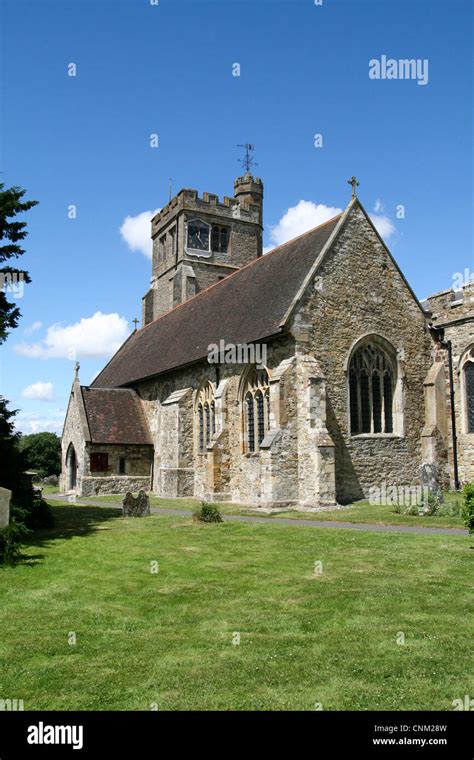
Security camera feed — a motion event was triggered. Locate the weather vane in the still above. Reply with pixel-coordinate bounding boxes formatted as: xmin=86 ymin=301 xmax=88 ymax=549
xmin=237 ymin=143 xmax=258 ymax=173
xmin=347 ymin=176 xmax=360 ymax=198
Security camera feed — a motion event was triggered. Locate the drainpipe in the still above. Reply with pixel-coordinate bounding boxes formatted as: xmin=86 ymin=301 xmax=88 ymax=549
xmin=430 ymin=325 xmax=460 ymax=490
xmin=175 ymin=219 xmax=179 ymax=268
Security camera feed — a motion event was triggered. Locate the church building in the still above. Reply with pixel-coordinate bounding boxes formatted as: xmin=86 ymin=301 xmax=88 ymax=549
xmin=60 ymin=173 xmax=474 ymax=507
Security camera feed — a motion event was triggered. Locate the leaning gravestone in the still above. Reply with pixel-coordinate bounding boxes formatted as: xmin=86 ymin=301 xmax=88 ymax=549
xmin=0 ymin=487 xmax=11 ymax=528
xmin=122 ymin=490 xmax=150 ymax=517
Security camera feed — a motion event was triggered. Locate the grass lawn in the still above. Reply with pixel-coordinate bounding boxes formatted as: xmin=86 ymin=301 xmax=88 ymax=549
xmin=79 ymin=492 xmax=465 ymax=530
xmin=0 ymin=500 xmax=471 ymax=711
xmin=41 ymin=484 xmax=59 ymax=495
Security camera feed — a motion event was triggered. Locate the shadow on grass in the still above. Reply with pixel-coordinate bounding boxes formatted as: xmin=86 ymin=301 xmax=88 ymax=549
xmin=5 ymin=505 xmax=122 ymax=567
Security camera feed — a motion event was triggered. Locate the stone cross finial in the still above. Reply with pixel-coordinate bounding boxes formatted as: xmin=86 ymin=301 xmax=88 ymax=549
xmin=347 ymin=176 xmax=360 ymax=198
xmin=74 ymin=362 xmax=80 ymax=379
xmin=132 ymin=318 xmax=139 ymax=330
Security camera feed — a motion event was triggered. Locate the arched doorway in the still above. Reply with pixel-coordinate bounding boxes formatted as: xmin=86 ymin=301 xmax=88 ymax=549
xmin=66 ymin=444 xmax=77 ymax=491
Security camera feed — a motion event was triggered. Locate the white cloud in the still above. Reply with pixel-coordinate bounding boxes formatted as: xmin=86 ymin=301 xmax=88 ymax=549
xmin=119 ymin=208 xmax=159 ymax=259
xmin=370 ymin=199 xmax=396 ymax=241
xmin=15 ymin=409 xmax=65 ymax=435
xmin=265 ymin=200 xmax=343 ymax=252
xmin=264 ymin=198 xmax=396 ymax=253
xmin=22 ymin=381 xmax=56 ymax=401
xmin=370 ymin=214 xmax=396 ymax=240
xmin=24 ymin=320 xmax=43 ymax=335
xmin=15 ymin=311 xmax=130 ymax=360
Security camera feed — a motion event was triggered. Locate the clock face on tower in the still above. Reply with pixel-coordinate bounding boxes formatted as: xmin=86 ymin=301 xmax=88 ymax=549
xmin=186 ymin=219 xmax=211 ymax=255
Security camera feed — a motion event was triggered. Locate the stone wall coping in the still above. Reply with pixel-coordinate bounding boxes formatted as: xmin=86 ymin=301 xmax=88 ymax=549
xmin=259 ymin=428 xmax=282 ymax=449
xmin=162 ymin=388 xmax=193 ymax=405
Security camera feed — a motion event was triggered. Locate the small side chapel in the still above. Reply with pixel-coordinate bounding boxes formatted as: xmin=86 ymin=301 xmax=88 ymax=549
xmin=60 ymin=172 xmax=474 ymax=507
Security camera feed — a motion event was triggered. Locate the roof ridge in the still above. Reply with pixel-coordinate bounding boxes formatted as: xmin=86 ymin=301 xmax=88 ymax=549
xmin=82 ymin=386 xmax=135 ymax=392
xmin=136 ymin=211 xmax=343 ymax=335
xmin=79 ymin=385 xmax=91 ymax=442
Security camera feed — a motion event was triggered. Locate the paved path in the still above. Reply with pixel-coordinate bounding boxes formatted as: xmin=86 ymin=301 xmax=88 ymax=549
xmin=47 ymin=493 xmax=468 ymax=536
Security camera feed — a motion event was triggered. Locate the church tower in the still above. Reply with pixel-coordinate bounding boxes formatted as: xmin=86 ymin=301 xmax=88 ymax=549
xmin=142 ymin=173 xmax=264 ymax=324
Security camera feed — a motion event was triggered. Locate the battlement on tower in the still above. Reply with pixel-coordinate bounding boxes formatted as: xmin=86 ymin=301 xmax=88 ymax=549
xmin=423 ymin=280 xmax=474 ymax=324
xmin=144 ymin=172 xmax=264 ymax=324
xmin=151 ymin=175 xmax=263 ymax=237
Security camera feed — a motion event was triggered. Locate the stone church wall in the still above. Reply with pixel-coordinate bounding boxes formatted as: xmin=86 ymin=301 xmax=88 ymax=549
xmin=441 ymin=320 xmax=474 ymax=485
xmin=60 ymin=384 xmax=87 ymax=494
xmin=60 ymin=385 xmax=153 ymax=496
xmin=293 ymin=205 xmax=434 ymax=503
xmin=136 ymin=335 xmax=300 ymax=507
xmin=85 ymin=443 xmax=153 ymax=477
xmin=426 ymin=282 xmax=474 ymax=485
xmin=81 ymin=475 xmax=151 ymax=497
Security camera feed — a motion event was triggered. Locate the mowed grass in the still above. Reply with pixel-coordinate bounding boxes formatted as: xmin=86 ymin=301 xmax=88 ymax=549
xmin=79 ymin=492 xmax=465 ymax=530
xmin=0 ymin=502 xmax=472 ymax=711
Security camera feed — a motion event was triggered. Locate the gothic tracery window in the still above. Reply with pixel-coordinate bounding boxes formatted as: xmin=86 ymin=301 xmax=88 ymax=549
xmin=464 ymin=360 xmax=474 ymax=434
xmin=349 ymin=341 xmax=396 ymax=435
xmin=243 ymin=368 xmax=270 ymax=452
xmin=196 ymin=382 xmax=216 ymax=452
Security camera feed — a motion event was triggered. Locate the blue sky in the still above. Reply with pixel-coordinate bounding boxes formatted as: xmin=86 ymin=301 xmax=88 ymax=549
xmin=1 ymin=0 xmax=472 ymax=433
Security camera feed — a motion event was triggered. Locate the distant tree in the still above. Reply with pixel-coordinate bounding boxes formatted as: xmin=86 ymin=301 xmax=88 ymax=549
xmin=0 ymin=183 xmax=38 ymax=343
xmin=18 ymin=432 xmax=61 ymax=478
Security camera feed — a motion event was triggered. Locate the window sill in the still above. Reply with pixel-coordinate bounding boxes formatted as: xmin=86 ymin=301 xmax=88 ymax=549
xmin=350 ymin=433 xmax=403 ymax=440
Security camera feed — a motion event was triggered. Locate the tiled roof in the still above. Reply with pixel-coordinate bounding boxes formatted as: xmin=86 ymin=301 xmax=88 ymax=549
xmin=92 ymin=214 xmax=342 ymax=388
xmin=81 ymin=387 xmax=152 ymax=444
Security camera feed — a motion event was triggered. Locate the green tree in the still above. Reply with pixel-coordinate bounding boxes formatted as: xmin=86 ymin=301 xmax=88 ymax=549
xmin=0 ymin=182 xmax=38 ymax=485
xmin=0 ymin=182 xmax=38 ymax=489
xmin=0 ymin=183 xmax=38 ymax=343
xmin=0 ymin=397 xmax=25 ymax=492
xmin=18 ymin=432 xmax=61 ymax=477
xmin=0 ymin=184 xmax=41 ymax=560
xmin=462 ymin=483 xmax=474 ymax=534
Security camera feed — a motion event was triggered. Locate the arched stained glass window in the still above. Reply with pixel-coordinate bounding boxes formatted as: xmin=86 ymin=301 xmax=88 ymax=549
xmin=196 ymin=382 xmax=216 ymax=452
xmin=464 ymin=361 xmax=474 ymax=434
xmin=246 ymin=392 xmax=255 ymax=452
xmin=243 ymin=368 xmax=270 ymax=452
xmin=349 ymin=341 xmax=396 ymax=435
xmin=197 ymin=403 xmax=204 ymax=452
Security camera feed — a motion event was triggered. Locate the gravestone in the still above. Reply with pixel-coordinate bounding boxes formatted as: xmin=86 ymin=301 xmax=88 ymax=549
xmin=420 ymin=463 xmax=442 ymax=495
xmin=122 ymin=490 xmax=150 ymax=517
xmin=0 ymin=487 xmax=11 ymax=528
